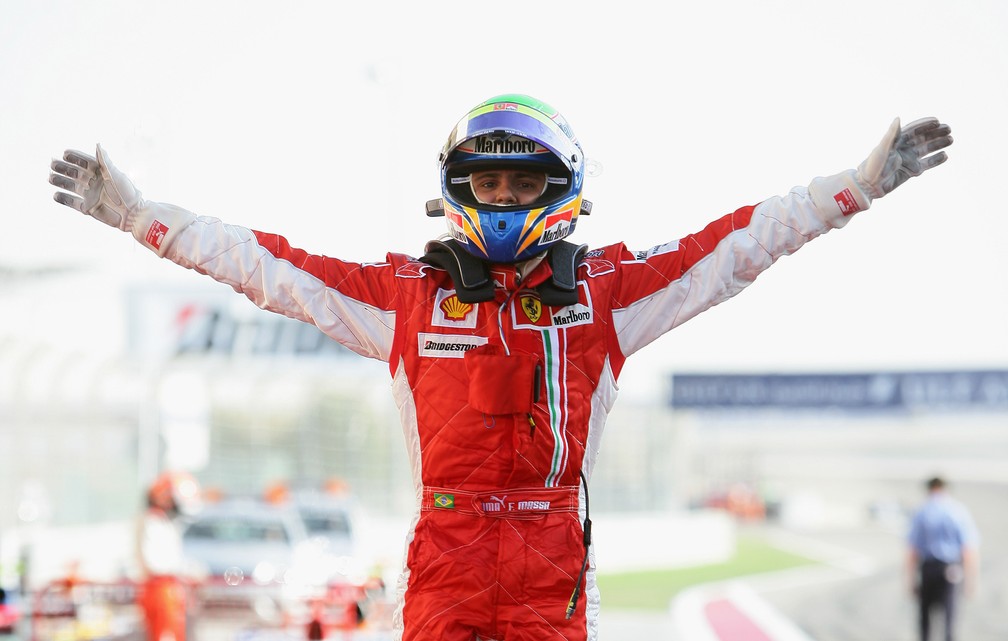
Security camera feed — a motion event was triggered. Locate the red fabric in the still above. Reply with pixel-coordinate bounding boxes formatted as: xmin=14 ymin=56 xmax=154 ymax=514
xmin=140 ymin=577 xmax=186 ymax=641
xmin=464 ymin=345 xmax=537 ymax=415
xmin=403 ymin=513 xmax=587 ymax=641
xmin=704 ymin=598 xmax=773 ymax=641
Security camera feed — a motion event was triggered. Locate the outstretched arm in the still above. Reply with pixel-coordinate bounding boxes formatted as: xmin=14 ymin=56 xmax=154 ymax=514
xmin=613 ymin=117 xmax=953 ymax=358
xmin=49 ymin=146 xmax=398 ymax=361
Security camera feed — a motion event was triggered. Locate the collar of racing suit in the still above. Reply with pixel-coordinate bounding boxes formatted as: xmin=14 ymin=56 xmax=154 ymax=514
xmin=420 ymin=238 xmax=588 ymax=305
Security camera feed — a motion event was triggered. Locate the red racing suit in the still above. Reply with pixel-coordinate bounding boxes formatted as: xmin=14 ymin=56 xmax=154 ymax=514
xmin=153 ymin=171 xmax=866 ymax=641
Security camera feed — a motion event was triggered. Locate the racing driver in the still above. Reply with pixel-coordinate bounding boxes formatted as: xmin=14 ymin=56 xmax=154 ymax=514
xmin=49 ymin=94 xmax=952 ymax=641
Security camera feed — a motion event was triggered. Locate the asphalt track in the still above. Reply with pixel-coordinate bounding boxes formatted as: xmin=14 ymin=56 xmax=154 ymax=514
xmin=643 ymin=480 xmax=1008 ymax=641
xmin=759 ymin=481 xmax=1007 ymax=641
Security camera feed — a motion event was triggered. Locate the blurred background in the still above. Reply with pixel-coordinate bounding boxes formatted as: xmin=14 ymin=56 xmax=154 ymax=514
xmin=2 ymin=1 xmax=1006 ymax=639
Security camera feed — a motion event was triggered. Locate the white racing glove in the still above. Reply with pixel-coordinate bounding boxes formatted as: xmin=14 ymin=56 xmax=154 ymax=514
xmin=856 ymin=117 xmax=953 ymax=199
xmin=49 ymin=145 xmax=196 ymax=256
xmin=808 ymin=117 xmax=953 ymax=220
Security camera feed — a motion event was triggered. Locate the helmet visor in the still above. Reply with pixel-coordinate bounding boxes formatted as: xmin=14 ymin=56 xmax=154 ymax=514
xmin=445 ymin=135 xmax=571 ymax=210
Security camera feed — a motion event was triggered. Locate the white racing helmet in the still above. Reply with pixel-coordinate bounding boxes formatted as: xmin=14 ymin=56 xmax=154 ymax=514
xmin=427 ymin=94 xmax=591 ymax=263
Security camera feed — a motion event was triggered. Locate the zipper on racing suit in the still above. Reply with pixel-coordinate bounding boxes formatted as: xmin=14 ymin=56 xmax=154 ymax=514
xmin=493 ymin=269 xmax=592 ymax=619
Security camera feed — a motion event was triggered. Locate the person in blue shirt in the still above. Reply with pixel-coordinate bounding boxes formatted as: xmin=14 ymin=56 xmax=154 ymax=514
xmin=906 ymin=476 xmax=980 ymax=641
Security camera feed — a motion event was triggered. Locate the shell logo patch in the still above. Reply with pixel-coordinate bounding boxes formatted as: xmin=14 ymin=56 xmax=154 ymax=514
xmin=440 ymin=294 xmax=473 ymax=321
xmin=432 ymin=288 xmax=478 ymax=329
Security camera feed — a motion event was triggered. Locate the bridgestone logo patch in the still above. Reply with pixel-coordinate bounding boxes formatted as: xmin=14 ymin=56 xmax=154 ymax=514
xmin=418 ymin=333 xmax=487 ymax=358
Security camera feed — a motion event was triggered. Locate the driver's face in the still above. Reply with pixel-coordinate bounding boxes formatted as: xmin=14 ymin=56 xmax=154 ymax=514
xmin=470 ymin=169 xmax=547 ymax=205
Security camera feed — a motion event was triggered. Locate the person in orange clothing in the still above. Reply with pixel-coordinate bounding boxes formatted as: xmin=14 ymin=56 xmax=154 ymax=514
xmin=136 ymin=471 xmax=200 ymax=641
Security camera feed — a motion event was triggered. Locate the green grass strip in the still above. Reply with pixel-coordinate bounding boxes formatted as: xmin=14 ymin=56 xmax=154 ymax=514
xmin=596 ymin=534 xmax=818 ymax=610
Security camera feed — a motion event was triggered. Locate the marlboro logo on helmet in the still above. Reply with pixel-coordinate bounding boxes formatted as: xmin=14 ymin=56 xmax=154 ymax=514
xmin=458 ymin=135 xmax=551 ymax=156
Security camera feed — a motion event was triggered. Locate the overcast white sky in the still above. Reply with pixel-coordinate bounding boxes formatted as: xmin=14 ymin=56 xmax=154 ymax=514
xmin=2 ymin=0 xmax=1006 ymax=397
